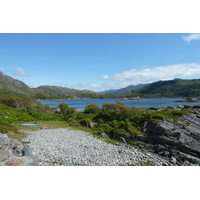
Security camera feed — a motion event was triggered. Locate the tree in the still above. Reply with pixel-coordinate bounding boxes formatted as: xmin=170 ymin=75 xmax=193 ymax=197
xmin=102 ymin=102 xmax=131 ymax=121
xmin=58 ymin=103 xmax=69 ymax=115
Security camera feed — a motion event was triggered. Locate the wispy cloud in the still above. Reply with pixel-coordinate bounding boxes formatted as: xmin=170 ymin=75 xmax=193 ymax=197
xmin=40 ymin=63 xmax=200 ymax=91
xmin=100 ymin=63 xmax=200 ymax=82
xmin=70 ymin=82 xmax=131 ymax=92
xmin=43 ymin=82 xmax=131 ymax=92
xmin=0 ymin=67 xmax=6 ymax=72
xmin=182 ymin=33 xmax=200 ymax=43
xmin=14 ymin=67 xmax=29 ymax=76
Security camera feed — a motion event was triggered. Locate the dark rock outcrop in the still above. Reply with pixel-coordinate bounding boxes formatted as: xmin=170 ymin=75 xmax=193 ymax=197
xmin=140 ymin=111 xmax=200 ymax=165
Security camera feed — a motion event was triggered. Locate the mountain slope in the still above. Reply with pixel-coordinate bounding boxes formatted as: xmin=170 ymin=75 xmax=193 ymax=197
xmin=0 ymin=71 xmax=48 ymax=98
xmin=0 ymin=72 xmax=101 ymax=99
xmin=0 ymin=71 xmax=30 ymax=92
xmin=100 ymin=84 xmax=146 ymax=95
xmin=121 ymin=79 xmax=200 ymax=97
xmin=1 ymin=71 xmax=200 ymax=99
xmin=38 ymin=85 xmax=102 ymax=99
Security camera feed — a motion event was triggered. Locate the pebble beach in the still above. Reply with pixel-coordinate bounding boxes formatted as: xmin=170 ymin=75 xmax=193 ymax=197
xmin=22 ymin=128 xmax=170 ymax=166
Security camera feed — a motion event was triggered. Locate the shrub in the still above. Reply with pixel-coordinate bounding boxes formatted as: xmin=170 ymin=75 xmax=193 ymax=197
xmin=0 ymin=95 xmax=41 ymax=110
xmin=84 ymin=104 xmax=101 ymax=114
xmin=101 ymin=102 xmax=131 ymax=121
xmin=58 ymin=103 xmax=69 ymax=115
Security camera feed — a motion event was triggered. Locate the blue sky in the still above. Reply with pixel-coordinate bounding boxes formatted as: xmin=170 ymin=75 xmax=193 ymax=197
xmin=1 ymin=33 xmax=200 ymax=92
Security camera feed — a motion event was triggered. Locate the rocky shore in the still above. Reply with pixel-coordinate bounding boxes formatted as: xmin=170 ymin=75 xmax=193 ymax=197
xmin=1 ymin=105 xmax=200 ymax=166
xmin=175 ymin=97 xmax=200 ymax=103
xmin=111 ymin=105 xmax=200 ymax=166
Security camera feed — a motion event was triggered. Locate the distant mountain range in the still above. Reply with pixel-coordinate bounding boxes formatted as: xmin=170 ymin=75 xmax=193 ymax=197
xmin=121 ymin=78 xmax=200 ymax=97
xmin=1 ymin=71 xmax=200 ymax=99
xmin=100 ymin=84 xmax=146 ymax=95
xmin=0 ymin=72 xmax=102 ymax=99
xmin=37 ymin=85 xmax=102 ymax=99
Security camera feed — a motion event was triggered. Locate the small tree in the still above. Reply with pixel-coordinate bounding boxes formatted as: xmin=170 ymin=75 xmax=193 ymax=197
xmin=58 ymin=103 xmax=69 ymax=115
xmin=84 ymin=104 xmax=101 ymax=114
xmin=102 ymin=102 xmax=131 ymax=121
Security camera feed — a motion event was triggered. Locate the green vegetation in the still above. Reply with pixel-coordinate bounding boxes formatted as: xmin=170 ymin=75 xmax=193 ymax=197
xmin=0 ymin=95 xmax=192 ymax=144
xmin=61 ymin=102 xmax=158 ymax=141
xmin=150 ymin=108 xmax=189 ymax=122
xmin=0 ymin=71 xmax=49 ymax=98
xmin=0 ymin=95 xmax=62 ymax=137
xmin=38 ymin=85 xmax=105 ymax=99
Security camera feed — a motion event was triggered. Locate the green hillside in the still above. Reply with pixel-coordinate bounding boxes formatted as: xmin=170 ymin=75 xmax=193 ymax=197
xmin=101 ymin=84 xmax=146 ymax=95
xmin=0 ymin=71 xmax=48 ymax=98
xmin=1 ymin=71 xmax=200 ymax=99
xmin=0 ymin=71 xmax=105 ymax=99
xmin=121 ymin=79 xmax=200 ymax=97
xmin=38 ymin=85 xmax=103 ymax=99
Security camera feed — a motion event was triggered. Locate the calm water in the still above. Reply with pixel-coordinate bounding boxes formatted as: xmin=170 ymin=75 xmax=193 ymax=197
xmin=41 ymin=98 xmax=200 ymax=111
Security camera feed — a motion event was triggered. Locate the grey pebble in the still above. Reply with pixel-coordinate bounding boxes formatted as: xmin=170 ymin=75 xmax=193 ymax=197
xmin=22 ymin=128 xmax=170 ymax=166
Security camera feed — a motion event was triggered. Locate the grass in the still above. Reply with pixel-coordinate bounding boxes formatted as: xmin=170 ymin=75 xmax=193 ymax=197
xmin=2 ymin=120 xmax=70 ymax=142
xmin=66 ymin=123 xmax=92 ymax=133
xmin=2 ymin=119 xmax=94 ymax=142
xmin=130 ymin=126 xmax=147 ymax=136
xmin=151 ymin=109 xmax=189 ymax=122
xmin=8 ymin=131 xmax=29 ymax=142
xmin=16 ymin=120 xmax=69 ymax=131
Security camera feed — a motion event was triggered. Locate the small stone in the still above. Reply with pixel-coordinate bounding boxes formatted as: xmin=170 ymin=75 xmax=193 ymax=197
xmin=171 ymin=156 xmax=177 ymax=165
xmin=40 ymin=127 xmax=47 ymax=130
xmin=162 ymin=162 xmax=168 ymax=166
xmin=120 ymin=137 xmax=126 ymax=143
xmin=99 ymin=132 xmax=107 ymax=137
xmin=164 ymin=151 xmax=170 ymax=157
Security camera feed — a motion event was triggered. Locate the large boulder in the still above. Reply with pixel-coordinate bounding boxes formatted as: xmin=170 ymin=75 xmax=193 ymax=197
xmin=0 ymin=133 xmax=38 ymax=166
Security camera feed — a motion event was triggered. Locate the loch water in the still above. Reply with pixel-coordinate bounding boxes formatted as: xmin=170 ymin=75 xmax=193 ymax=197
xmin=41 ymin=98 xmax=200 ymax=111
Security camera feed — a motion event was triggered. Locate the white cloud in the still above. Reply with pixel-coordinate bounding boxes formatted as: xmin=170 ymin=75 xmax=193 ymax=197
xmin=100 ymin=63 xmax=200 ymax=82
xmin=70 ymin=82 xmax=131 ymax=92
xmin=100 ymin=75 xmax=109 ymax=79
xmin=72 ymin=83 xmax=102 ymax=90
xmin=0 ymin=67 xmax=6 ymax=72
xmin=182 ymin=33 xmax=200 ymax=43
xmin=14 ymin=67 xmax=29 ymax=76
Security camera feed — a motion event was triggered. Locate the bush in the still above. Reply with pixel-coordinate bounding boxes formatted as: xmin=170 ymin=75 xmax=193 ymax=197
xmin=0 ymin=95 xmax=41 ymax=110
xmin=16 ymin=112 xmax=34 ymax=122
xmin=58 ymin=103 xmax=76 ymax=115
xmin=58 ymin=103 xmax=69 ymax=115
xmin=84 ymin=104 xmax=101 ymax=114
xmin=101 ymin=102 xmax=131 ymax=121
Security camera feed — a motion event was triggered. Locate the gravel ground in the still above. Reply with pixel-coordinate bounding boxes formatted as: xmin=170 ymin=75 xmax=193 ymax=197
xmin=22 ymin=128 xmax=171 ymax=166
